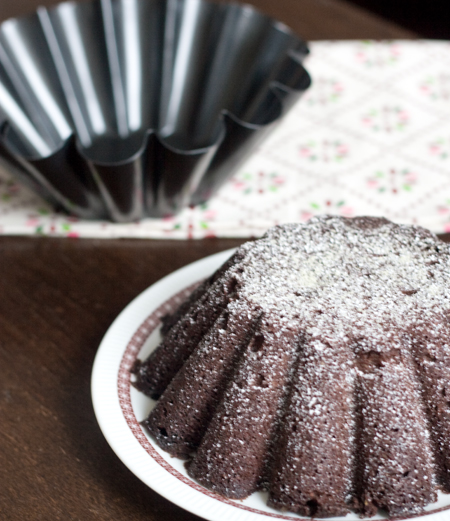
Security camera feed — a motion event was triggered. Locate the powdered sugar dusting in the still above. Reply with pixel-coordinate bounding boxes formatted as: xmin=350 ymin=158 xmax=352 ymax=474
xmin=145 ymin=215 xmax=450 ymax=517
xmin=230 ymin=216 xmax=450 ymax=343
xmin=193 ymin=216 xmax=450 ymax=515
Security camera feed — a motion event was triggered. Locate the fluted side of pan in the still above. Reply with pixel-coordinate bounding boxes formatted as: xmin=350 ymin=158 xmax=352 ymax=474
xmin=0 ymin=0 xmax=311 ymax=221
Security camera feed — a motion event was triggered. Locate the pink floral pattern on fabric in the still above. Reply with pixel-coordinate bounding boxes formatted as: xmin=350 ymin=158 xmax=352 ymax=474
xmin=362 ymin=106 xmax=410 ymax=133
xmin=299 ymin=140 xmax=349 ymax=162
xmin=300 ymin=200 xmax=354 ymax=221
xmin=355 ymin=41 xmax=402 ymax=68
xmin=420 ymin=74 xmax=450 ymax=101
xmin=231 ymin=171 xmax=286 ymax=195
xmin=0 ymin=41 xmax=449 ymax=237
xmin=367 ymin=168 xmax=418 ymax=194
xmin=429 ymin=138 xmax=450 ymax=160
xmin=303 ymin=77 xmax=344 ymax=106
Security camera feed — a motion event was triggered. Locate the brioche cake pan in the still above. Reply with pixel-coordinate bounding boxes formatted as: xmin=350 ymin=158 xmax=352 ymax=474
xmin=0 ymin=0 xmax=311 ymax=222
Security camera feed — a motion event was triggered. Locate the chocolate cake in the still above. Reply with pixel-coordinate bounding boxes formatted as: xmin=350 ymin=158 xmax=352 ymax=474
xmin=132 ymin=215 xmax=450 ymax=517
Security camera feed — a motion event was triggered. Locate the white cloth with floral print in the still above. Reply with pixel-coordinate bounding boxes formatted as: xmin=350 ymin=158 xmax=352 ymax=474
xmin=1 ymin=40 xmax=450 ymax=238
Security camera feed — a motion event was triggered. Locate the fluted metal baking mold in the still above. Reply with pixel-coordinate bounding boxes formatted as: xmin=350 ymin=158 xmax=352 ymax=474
xmin=0 ymin=0 xmax=311 ymax=222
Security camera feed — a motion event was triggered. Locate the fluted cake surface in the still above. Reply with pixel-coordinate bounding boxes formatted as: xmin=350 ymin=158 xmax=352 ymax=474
xmin=132 ymin=215 xmax=450 ymax=517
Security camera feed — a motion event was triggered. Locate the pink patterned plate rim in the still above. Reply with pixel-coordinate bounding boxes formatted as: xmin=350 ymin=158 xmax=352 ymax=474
xmin=91 ymin=247 xmax=450 ymax=521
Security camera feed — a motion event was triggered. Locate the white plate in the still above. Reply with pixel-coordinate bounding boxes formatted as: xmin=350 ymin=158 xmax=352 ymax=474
xmin=92 ymin=248 xmax=450 ymax=521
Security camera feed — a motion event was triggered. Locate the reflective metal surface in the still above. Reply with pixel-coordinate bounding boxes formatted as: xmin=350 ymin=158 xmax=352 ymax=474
xmin=0 ymin=0 xmax=311 ymax=222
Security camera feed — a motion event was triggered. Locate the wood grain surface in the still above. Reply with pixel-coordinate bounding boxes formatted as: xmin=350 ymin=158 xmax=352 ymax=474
xmin=0 ymin=236 xmax=243 ymax=521
xmin=0 ymin=0 xmax=416 ymax=38
xmin=0 ymin=0 xmax=433 ymax=520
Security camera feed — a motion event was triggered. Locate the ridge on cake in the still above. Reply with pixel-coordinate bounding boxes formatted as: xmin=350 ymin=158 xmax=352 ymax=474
xmin=132 ymin=215 xmax=450 ymax=518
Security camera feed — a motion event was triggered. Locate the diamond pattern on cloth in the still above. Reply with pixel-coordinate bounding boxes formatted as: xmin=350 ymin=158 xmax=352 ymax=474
xmin=1 ymin=40 xmax=450 ymax=238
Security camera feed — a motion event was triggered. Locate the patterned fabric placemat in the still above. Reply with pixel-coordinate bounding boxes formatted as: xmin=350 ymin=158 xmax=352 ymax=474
xmin=1 ymin=40 xmax=450 ymax=238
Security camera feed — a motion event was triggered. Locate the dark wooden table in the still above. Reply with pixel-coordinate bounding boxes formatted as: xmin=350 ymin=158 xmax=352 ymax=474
xmin=0 ymin=1 xmax=435 ymax=520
